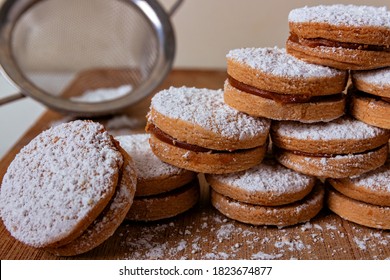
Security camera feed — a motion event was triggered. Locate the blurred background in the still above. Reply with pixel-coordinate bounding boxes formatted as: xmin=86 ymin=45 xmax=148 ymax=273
xmin=0 ymin=0 xmax=389 ymax=158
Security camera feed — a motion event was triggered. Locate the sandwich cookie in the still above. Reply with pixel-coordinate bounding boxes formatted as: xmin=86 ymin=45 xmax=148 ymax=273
xmin=206 ymin=158 xmax=317 ymax=206
xmin=146 ymin=86 xmax=271 ymax=174
xmin=115 ymin=134 xmax=196 ymax=197
xmin=349 ymin=68 xmax=390 ymax=129
xmin=328 ymin=160 xmax=390 ymax=207
xmin=115 ymin=134 xmax=199 ymax=221
xmin=327 ymin=188 xmax=390 ymax=230
xmin=210 ymin=185 xmax=324 ymax=227
xmin=225 ymin=47 xmax=347 ymax=122
xmin=271 ymin=116 xmax=390 ymax=178
xmin=0 ymin=121 xmax=137 ymax=255
xmin=287 ymin=5 xmax=390 ymax=70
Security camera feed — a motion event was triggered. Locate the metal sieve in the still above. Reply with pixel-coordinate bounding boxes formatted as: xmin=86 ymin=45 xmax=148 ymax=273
xmin=0 ymin=0 xmax=182 ymax=116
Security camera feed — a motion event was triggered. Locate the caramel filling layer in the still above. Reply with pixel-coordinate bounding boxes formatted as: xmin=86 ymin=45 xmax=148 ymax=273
xmin=289 ymin=33 xmax=390 ymax=52
xmin=146 ymin=122 xmax=256 ymax=153
xmin=274 ymin=144 xmax=386 ymax=158
xmin=228 ymin=75 xmax=343 ymax=104
xmin=349 ymin=86 xmax=390 ymax=104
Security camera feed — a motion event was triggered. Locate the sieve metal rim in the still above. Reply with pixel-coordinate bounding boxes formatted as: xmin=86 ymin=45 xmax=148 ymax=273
xmin=0 ymin=0 xmax=176 ymax=116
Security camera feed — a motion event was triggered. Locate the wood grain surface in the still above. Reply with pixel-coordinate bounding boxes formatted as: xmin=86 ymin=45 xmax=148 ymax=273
xmin=0 ymin=69 xmax=389 ymax=260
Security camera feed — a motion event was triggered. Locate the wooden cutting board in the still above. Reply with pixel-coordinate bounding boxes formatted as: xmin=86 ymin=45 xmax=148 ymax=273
xmin=0 ymin=69 xmax=389 ymax=260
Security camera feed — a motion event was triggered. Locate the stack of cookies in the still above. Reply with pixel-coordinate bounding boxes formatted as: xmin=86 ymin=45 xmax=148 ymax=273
xmin=1 ymin=3 xmax=390 ymax=257
xmin=220 ymin=4 xmax=390 ymax=229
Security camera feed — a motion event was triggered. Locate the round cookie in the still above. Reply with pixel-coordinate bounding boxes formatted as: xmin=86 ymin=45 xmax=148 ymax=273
xmin=271 ymin=116 xmax=390 ymax=178
xmin=211 ymin=184 xmax=325 ymax=227
xmin=225 ymin=47 xmax=347 ymax=122
xmin=146 ymin=86 xmax=270 ymax=174
xmin=116 ymin=134 xmax=196 ymax=196
xmin=0 ymin=120 xmax=136 ymax=253
xmin=48 ymin=151 xmax=137 ymax=256
xmin=349 ymin=68 xmax=390 ymax=129
xmin=328 ymin=161 xmax=390 ymax=207
xmin=327 ymin=187 xmax=390 ymax=230
xmin=206 ymin=159 xmax=317 ymax=206
xmin=287 ymin=5 xmax=390 ymax=70
xmin=126 ymin=180 xmax=200 ymax=221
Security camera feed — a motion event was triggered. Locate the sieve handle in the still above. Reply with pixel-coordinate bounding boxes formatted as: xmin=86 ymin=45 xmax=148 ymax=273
xmin=0 ymin=92 xmax=25 ymax=106
xmin=168 ymin=0 xmax=184 ymax=16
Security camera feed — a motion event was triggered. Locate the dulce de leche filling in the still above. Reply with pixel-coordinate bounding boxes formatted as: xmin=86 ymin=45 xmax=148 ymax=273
xmin=289 ymin=32 xmax=390 ymax=52
xmin=274 ymin=144 xmax=386 ymax=158
xmin=228 ymin=75 xmax=343 ymax=103
xmin=146 ymin=122 xmax=255 ymax=153
xmin=349 ymin=86 xmax=390 ymax=104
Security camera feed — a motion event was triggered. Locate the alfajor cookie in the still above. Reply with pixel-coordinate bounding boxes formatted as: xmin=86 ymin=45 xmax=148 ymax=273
xmin=211 ymin=184 xmax=324 ymax=227
xmin=271 ymin=116 xmax=390 ymax=178
xmin=146 ymin=86 xmax=270 ymax=174
xmin=349 ymin=67 xmax=390 ymax=129
xmin=327 ymin=187 xmax=390 ymax=230
xmin=115 ymin=134 xmax=199 ymax=221
xmin=328 ymin=160 xmax=390 ymax=207
xmin=225 ymin=47 xmax=347 ymax=122
xmin=116 ymin=134 xmax=196 ymax=197
xmin=0 ymin=120 xmax=137 ymax=255
xmin=206 ymin=158 xmax=317 ymax=206
xmin=287 ymin=5 xmax=390 ymax=70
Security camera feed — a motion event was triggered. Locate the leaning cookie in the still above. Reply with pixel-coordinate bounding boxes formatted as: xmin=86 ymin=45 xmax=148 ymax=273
xmin=287 ymin=5 xmax=390 ymax=70
xmin=146 ymin=86 xmax=270 ymax=174
xmin=271 ymin=116 xmax=389 ymax=178
xmin=116 ymin=134 xmax=196 ymax=196
xmin=48 ymin=150 xmax=137 ymax=256
xmin=328 ymin=160 xmax=390 ymax=207
xmin=206 ymin=158 xmax=317 ymax=206
xmin=327 ymin=187 xmax=390 ymax=230
xmin=0 ymin=121 xmax=137 ymax=255
xmin=349 ymin=68 xmax=390 ymax=129
xmin=211 ymin=184 xmax=324 ymax=227
xmin=225 ymin=47 xmax=347 ymax=122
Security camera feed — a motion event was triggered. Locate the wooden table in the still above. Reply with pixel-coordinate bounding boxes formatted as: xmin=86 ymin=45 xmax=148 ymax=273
xmin=1 ymin=69 xmax=389 ymax=260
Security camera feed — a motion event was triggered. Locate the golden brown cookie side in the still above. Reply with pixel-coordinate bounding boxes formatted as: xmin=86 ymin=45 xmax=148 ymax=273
xmin=275 ymin=145 xmax=388 ymax=178
xmin=224 ymin=80 xmax=345 ymax=122
xmin=149 ymin=134 xmax=267 ymax=174
xmin=211 ymin=184 xmax=324 ymax=227
xmin=227 ymin=58 xmax=347 ymax=95
xmin=327 ymin=187 xmax=390 ymax=229
xmin=286 ymin=38 xmax=390 ymax=70
xmin=126 ymin=180 xmax=200 ymax=221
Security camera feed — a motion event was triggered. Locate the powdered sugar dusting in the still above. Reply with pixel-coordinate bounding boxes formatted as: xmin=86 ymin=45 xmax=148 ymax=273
xmin=353 ymin=68 xmax=390 ymax=89
xmin=119 ymin=209 xmax=390 ymax=260
xmin=227 ymin=47 xmax=342 ymax=78
xmin=289 ymin=5 xmax=390 ymax=28
xmin=150 ymin=87 xmax=270 ymax=140
xmin=210 ymin=159 xmax=315 ymax=194
xmin=0 ymin=120 xmax=122 ymax=247
xmin=115 ymin=134 xmax=185 ymax=180
xmin=71 ymin=84 xmax=132 ymax=103
xmin=350 ymin=162 xmax=390 ymax=192
xmin=273 ymin=116 xmax=387 ymax=141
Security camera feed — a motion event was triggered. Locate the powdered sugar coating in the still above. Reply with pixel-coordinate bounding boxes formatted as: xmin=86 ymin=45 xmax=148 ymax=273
xmin=0 ymin=120 xmax=123 ymax=247
xmin=116 ymin=134 xmax=184 ymax=180
xmin=274 ymin=116 xmax=387 ymax=141
xmin=150 ymin=87 xmax=270 ymax=140
xmin=211 ymin=159 xmax=315 ymax=194
xmin=289 ymin=5 xmax=390 ymax=28
xmin=353 ymin=68 xmax=390 ymax=88
xmin=227 ymin=47 xmax=342 ymax=79
xmin=350 ymin=162 xmax=390 ymax=192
